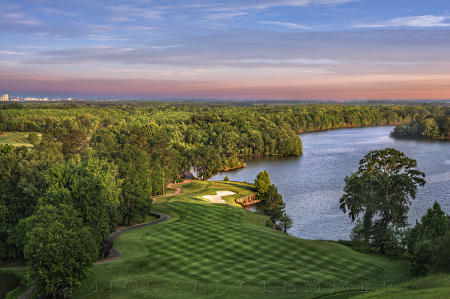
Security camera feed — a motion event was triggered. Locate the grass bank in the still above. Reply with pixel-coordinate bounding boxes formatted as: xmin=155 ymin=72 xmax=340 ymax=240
xmin=0 ymin=132 xmax=41 ymax=147
xmin=73 ymin=181 xmax=409 ymax=298
xmin=351 ymin=274 xmax=450 ymax=298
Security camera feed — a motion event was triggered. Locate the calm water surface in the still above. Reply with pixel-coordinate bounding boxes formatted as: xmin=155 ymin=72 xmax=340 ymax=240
xmin=211 ymin=126 xmax=450 ymax=240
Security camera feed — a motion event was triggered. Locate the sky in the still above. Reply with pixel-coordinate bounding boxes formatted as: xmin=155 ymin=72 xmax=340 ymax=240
xmin=1 ymin=0 xmax=450 ymax=100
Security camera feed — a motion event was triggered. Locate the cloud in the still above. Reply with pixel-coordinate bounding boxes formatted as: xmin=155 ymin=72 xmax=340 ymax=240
xmin=108 ymin=4 xmax=165 ymax=21
xmin=4 ymin=12 xmax=41 ymax=26
xmin=16 ymin=46 xmax=47 ymax=49
xmin=356 ymin=15 xmax=450 ymax=28
xmin=87 ymin=34 xmax=130 ymax=42
xmin=224 ymin=58 xmax=338 ymax=65
xmin=261 ymin=21 xmax=311 ymax=30
xmin=206 ymin=11 xmax=248 ymax=20
xmin=23 ymin=29 xmax=450 ymax=72
xmin=196 ymin=0 xmax=357 ymax=12
xmin=41 ymin=7 xmax=76 ymax=17
xmin=0 ymin=50 xmax=24 ymax=55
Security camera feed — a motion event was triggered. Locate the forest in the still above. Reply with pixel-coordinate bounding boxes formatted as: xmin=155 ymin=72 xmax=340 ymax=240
xmin=392 ymin=109 xmax=450 ymax=140
xmin=0 ymin=102 xmax=448 ymax=297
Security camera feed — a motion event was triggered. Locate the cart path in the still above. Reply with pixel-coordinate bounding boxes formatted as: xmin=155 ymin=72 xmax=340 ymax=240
xmin=153 ymin=179 xmax=192 ymax=201
xmin=94 ymin=212 xmax=170 ymax=264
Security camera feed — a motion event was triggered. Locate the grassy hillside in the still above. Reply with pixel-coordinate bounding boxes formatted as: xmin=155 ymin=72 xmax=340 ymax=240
xmin=74 ymin=181 xmax=409 ymax=299
xmin=351 ymin=274 xmax=450 ymax=299
xmin=0 ymin=132 xmax=40 ymax=147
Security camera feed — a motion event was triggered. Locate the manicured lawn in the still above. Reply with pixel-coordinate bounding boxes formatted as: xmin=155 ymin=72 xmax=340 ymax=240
xmin=164 ymin=180 xmax=256 ymax=206
xmin=74 ymin=181 xmax=410 ymax=299
xmin=0 ymin=132 xmax=41 ymax=147
xmin=351 ymin=274 xmax=450 ymax=299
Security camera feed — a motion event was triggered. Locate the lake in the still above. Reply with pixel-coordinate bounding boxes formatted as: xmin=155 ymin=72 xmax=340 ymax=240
xmin=211 ymin=126 xmax=450 ymax=240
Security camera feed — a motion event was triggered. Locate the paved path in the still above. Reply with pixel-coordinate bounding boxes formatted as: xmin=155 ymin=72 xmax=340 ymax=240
xmin=94 ymin=212 xmax=170 ymax=264
xmin=153 ymin=179 xmax=192 ymax=201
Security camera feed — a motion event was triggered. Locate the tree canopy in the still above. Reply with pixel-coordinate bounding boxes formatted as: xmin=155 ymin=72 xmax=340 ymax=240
xmin=340 ymin=148 xmax=426 ymax=254
xmin=407 ymin=202 xmax=449 ymax=276
xmin=23 ymin=204 xmax=97 ymax=297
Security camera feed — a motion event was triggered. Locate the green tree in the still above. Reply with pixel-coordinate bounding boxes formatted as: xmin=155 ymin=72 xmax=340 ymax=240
xmin=433 ymin=232 xmax=450 ymax=273
xmin=422 ymin=118 xmax=440 ymax=139
xmin=0 ymin=142 xmax=64 ymax=260
xmin=84 ymin=156 xmax=122 ymax=231
xmin=419 ymin=201 xmax=448 ymax=240
xmin=224 ymin=175 xmax=230 ymax=181
xmin=410 ymin=239 xmax=434 ymax=276
xmin=407 ymin=202 xmax=448 ymax=254
xmin=59 ymin=129 xmax=89 ymax=158
xmin=340 ymin=148 xmax=426 ymax=254
xmin=42 ymin=160 xmax=112 ymax=243
xmin=255 ymin=170 xmax=271 ymax=194
xmin=27 ymin=132 xmax=39 ymax=145
xmin=23 ymin=204 xmax=97 ymax=297
xmin=261 ymin=184 xmax=285 ymax=221
xmin=407 ymin=202 xmax=449 ymax=276
xmin=279 ymin=212 xmax=293 ymax=233
xmin=117 ymin=145 xmax=153 ymax=225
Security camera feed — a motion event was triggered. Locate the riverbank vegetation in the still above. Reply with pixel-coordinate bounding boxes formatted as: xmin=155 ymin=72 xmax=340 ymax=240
xmin=0 ymin=102 xmax=446 ymax=174
xmin=392 ymin=106 xmax=449 ymax=140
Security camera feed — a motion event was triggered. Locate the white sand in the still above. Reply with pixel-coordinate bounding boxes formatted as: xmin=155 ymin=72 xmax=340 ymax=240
xmin=202 ymin=191 xmax=236 ymax=204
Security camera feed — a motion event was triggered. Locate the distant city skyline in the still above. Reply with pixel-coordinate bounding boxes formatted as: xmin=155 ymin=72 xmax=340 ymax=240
xmin=1 ymin=0 xmax=450 ymax=100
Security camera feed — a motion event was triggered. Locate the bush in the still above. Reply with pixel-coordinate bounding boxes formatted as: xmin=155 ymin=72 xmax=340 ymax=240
xmin=27 ymin=133 xmax=39 ymax=145
xmin=410 ymin=240 xmax=434 ymax=276
xmin=408 ymin=202 xmax=449 ymax=276
xmin=224 ymin=175 xmax=230 ymax=181
xmin=433 ymin=232 xmax=450 ymax=273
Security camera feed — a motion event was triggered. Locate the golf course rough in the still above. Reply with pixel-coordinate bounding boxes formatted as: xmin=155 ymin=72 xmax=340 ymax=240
xmin=74 ymin=181 xmax=410 ymax=299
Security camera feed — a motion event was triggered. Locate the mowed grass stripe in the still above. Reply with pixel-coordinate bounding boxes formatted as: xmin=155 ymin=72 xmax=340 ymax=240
xmin=0 ymin=132 xmax=40 ymax=147
xmin=76 ymin=181 xmax=409 ymax=298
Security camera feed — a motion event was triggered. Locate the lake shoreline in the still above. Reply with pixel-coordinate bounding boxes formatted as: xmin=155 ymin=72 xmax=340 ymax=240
xmin=212 ymin=126 xmax=450 ymax=241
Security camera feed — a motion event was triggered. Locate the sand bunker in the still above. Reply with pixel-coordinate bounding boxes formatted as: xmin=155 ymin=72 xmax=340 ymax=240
xmin=203 ymin=191 xmax=236 ymax=204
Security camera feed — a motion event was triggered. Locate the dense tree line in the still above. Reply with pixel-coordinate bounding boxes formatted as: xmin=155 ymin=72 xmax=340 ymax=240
xmin=0 ymin=143 xmax=125 ymax=296
xmin=392 ymin=106 xmax=449 ymax=140
xmin=0 ymin=103 xmax=446 ymax=168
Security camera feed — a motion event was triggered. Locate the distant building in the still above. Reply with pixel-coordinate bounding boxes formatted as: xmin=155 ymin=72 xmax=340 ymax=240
xmin=1 ymin=94 xmax=8 ymax=101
